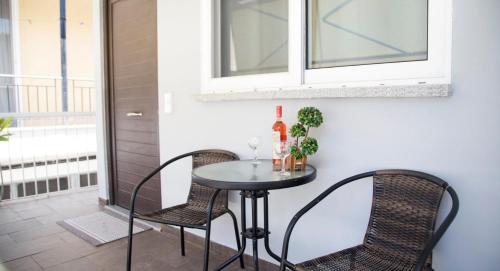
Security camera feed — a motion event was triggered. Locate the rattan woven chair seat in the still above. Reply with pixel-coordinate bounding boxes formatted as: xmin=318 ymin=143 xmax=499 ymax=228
xmin=133 ymin=150 xmax=239 ymax=227
xmin=137 ymin=203 xmax=227 ymax=226
xmin=296 ymin=245 xmax=433 ymax=271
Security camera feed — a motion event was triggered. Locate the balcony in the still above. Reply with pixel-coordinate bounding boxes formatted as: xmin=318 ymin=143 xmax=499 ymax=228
xmin=0 ymin=75 xmax=97 ymax=201
xmin=0 ymin=0 xmax=498 ymax=270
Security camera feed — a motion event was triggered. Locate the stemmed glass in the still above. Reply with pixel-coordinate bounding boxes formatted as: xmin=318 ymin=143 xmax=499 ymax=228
xmin=274 ymin=141 xmax=291 ymax=176
xmin=248 ymin=136 xmax=261 ymax=164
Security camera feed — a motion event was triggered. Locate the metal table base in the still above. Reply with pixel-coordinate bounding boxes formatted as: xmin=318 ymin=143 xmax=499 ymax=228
xmin=205 ymin=190 xmax=281 ymax=271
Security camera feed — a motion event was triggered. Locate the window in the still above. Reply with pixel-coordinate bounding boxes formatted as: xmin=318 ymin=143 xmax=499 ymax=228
xmin=307 ymin=0 xmax=428 ymax=69
xmin=201 ymin=0 xmax=451 ymax=95
xmin=202 ymin=0 xmax=302 ymax=91
xmin=215 ymin=0 xmax=289 ymax=77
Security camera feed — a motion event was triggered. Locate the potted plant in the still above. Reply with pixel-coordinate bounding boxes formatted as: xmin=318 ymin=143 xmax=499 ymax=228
xmin=0 ymin=118 xmax=12 ymax=141
xmin=289 ymin=107 xmax=323 ymax=171
xmin=0 ymin=118 xmax=12 ymax=201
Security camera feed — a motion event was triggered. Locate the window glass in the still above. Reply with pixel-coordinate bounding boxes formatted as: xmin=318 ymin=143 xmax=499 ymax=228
xmin=215 ymin=0 xmax=288 ymax=77
xmin=307 ymin=0 xmax=428 ymax=69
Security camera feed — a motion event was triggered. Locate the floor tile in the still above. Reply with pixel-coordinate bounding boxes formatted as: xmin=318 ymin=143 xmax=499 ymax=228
xmin=9 ymin=223 xmax=65 ymax=243
xmin=5 ymin=200 xmax=44 ymax=212
xmin=40 ymin=257 xmax=103 ymax=271
xmin=56 ymin=231 xmax=86 ymax=244
xmin=0 ymin=208 xmax=22 ymax=225
xmin=14 ymin=205 xmax=54 ymax=220
xmin=55 ymin=204 xmax=101 ymax=218
xmin=0 ymin=256 xmax=42 ymax=271
xmin=0 ymin=235 xmax=64 ymax=263
xmin=0 ymin=235 xmax=13 ymax=245
xmin=34 ymin=213 xmax=66 ymax=225
xmin=31 ymin=241 xmax=98 ymax=268
xmin=0 ymin=219 xmax=42 ymax=235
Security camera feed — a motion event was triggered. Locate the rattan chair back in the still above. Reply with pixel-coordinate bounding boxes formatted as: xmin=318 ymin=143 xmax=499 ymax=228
xmin=187 ymin=150 xmax=239 ymax=211
xmin=364 ymin=170 xmax=446 ymax=265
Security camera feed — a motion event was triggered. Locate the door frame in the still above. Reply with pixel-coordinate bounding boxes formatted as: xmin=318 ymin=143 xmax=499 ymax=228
xmin=105 ymin=0 xmax=117 ymax=206
xmin=92 ymin=0 xmax=113 ymax=205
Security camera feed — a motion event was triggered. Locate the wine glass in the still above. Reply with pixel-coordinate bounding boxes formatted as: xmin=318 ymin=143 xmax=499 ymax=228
xmin=274 ymin=141 xmax=291 ymax=176
xmin=248 ymin=136 xmax=261 ymax=164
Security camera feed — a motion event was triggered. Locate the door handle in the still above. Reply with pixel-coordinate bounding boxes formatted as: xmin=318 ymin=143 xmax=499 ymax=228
xmin=126 ymin=112 xmax=143 ymax=117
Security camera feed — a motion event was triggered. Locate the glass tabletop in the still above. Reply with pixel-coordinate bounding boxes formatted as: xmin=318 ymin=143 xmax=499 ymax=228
xmin=192 ymin=159 xmax=316 ymax=191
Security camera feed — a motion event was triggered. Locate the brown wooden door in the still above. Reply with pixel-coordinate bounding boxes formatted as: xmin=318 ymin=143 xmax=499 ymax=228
xmin=108 ymin=0 xmax=161 ymax=212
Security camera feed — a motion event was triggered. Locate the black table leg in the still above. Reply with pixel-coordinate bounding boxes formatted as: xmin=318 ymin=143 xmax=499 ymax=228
xmin=251 ymin=191 xmax=260 ymax=270
xmin=215 ymin=190 xmax=284 ymax=271
xmin=239 ymin=190 xmax=277 ymax=271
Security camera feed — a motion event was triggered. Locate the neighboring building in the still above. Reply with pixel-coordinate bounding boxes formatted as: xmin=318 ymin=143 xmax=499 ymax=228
xmin=0 ymin=0 xmax=15 ymax=111
xmin=0 ymin=0 xmax=94 ymax=113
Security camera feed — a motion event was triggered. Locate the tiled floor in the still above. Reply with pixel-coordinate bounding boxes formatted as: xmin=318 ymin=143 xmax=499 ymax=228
xmin=0 ymin=190 xmax=252 ymax=270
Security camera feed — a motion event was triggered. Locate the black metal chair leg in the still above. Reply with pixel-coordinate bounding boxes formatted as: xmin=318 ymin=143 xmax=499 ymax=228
xmin=228 ymin=210 xmax=245 ymax=269
xmin=203 ymin=221 xmax=212 ymax=271
xmin=126 ymin=216 xmax=134 ymax=271
xmin=203 ymin=189 xmax=221 ymax=271
xmin=180 ymin=226 xmax=186 ymax=256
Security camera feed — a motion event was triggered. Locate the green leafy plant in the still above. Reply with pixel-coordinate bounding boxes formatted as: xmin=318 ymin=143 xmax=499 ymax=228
xmin=0 ymin=118 xmax=12 ymax=141
xmin=0 ymin=117 xmax=12 ymax=201
xmin=290 ymin=107 xmax=323 ymax=159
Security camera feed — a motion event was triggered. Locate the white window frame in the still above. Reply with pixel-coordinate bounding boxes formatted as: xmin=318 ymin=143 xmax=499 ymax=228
xmin=201 ymin=0 xmax=303 ymax=93
xmin=201 ymin=0 xmax=452 ymax=94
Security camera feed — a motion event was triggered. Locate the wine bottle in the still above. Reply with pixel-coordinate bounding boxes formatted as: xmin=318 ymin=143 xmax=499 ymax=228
xmin=272 ymin=105 xmax=287 ymax=171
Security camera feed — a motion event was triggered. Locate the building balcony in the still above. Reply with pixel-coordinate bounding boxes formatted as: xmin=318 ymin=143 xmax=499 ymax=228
xmin=1 ymin=75 xmax=97 ymax=201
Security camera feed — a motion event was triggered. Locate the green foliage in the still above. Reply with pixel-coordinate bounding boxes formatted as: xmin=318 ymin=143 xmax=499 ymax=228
xmin=297 ymin=107 xmax=323 ymax=128
xmin=0 ymin=118 xmax=12 ymax=142
xmin=0 ymin=117 xmax=11 ymax=201
xmin=301 ymin=138 xmax=318 ymax=156
xmin=289 ymin=107 xmax=323 ymax=159
xmin=290 ymin=145 xmax=303 ymax=159
xmin=290 ymin=123 xmax=306 ymax=138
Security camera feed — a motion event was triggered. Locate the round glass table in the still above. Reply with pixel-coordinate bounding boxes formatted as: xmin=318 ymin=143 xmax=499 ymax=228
xmin=192 ymin=159 xmax=316 ymax=270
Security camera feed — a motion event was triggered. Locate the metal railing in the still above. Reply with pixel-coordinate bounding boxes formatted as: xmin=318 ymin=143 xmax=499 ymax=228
xmin=0 ymin=74 xmax=95 ymax=115
xmin=0 ymin=75 xmax=97 ymax=201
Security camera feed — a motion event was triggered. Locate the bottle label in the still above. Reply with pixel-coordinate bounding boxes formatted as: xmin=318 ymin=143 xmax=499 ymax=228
xmin=272 ymin=131 xmax=281 ymax=159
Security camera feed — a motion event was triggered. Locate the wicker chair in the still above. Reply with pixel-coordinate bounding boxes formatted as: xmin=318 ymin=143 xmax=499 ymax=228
xmin=280 ymin=170 xmax=459 ymax=271
xmin=126 ymin=150 xmax=244 ymax=271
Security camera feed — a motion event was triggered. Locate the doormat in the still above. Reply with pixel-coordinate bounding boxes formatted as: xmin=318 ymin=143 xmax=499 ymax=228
xmin=57 ymin=211 xmax=151 ymax=246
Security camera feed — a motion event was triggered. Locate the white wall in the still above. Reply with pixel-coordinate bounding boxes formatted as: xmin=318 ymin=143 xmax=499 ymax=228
xmin=157 ymin=1 xmax=500 ymax=270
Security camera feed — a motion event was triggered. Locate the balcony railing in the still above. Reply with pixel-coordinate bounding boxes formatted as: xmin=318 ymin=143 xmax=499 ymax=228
xmin=0 ymin=75 xmax=97 ymax=201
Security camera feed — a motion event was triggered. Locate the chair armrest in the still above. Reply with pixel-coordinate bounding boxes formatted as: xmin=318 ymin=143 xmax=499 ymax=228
xmin=129 ymin=151 xmax=198 ymax=217
xmin=415 ymin=186 xmax=459 ymax=271
xmin=279 ymin=171 xmax=375 ymax=271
